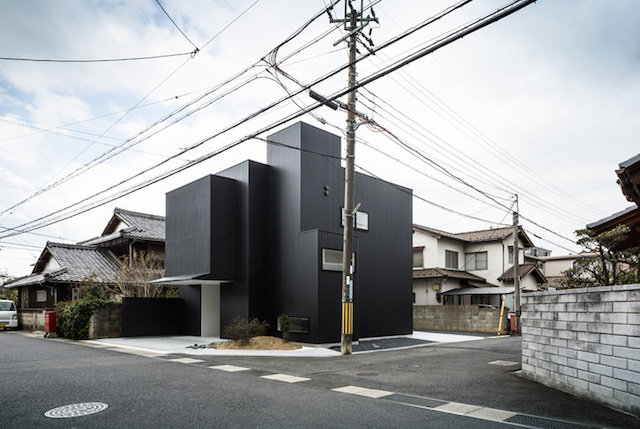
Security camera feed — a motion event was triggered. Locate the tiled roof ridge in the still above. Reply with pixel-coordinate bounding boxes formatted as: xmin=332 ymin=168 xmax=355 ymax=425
xmin=46 ymin=241 xmax=99 ymax=250
xmin=414 ymin=223 xmax=513 ymax=242
xmin=115 ymin=207 xmax=165 ymax=221
xmin=452 ymin=225 xmax=512 ymax=236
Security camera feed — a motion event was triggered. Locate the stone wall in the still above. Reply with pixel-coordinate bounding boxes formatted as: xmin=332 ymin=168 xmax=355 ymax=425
xmin=18 ymin=309 xmax=46 ymax=331
xmin=413 ymin=305 xmax=507 ymax=334
xmin=521 ymin=284 xmax=640 ymax=416
xmin=89 ymin=303 xmax=122 ymax=339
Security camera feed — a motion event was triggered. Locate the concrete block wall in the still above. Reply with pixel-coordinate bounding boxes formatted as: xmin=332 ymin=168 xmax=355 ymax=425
xmin=413 ymin=305 xmax=507 ymax=334
xmin=18 ymin=309 xmax=46 ymax=331
xmin=521 ymin=284 xmax=640 ymax=416
xmin=89 ymin=303 xmax=122 ymax=339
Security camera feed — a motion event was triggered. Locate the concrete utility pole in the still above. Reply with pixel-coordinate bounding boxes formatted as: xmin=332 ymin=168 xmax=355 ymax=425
xmin=330 ymin=1 xmax=377 ymax=355
xmin=513 ymin=207 xmax=521 ymax=336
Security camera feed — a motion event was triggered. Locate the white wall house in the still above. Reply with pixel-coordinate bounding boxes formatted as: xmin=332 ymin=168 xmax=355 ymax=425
xmin=413 ymin=224 xmax=546 ymax=309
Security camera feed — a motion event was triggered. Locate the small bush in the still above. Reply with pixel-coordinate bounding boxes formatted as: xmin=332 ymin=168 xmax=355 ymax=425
xmin=223 ymin=317 xmax=269 ymax=346
xmin=277 ymin=314 xmax=291 ymax=342
xmin=56 ymin=298 xmax=109 ymax=340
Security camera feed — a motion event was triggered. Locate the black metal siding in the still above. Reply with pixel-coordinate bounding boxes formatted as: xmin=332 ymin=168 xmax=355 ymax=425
xmin=165 ymin=175 xmax=237 ymax=280
xmin=122 ymin=297 xmax=183 ymax=337
xmin=216 ymin=161 xmax=270 ymax=329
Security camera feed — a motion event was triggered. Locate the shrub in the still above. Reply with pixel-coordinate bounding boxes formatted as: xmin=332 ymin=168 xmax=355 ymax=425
xmin=277 ymin=314 xmax=291 ymax=342
xmin=55 ymin=298 xmax=109 ymax=340
xmin=223 ymin=317 xmax=269 ymax=346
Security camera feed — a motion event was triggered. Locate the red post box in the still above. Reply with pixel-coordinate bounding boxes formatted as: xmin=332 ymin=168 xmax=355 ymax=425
xmin=45 ymin=311 xmax=56 ymax=334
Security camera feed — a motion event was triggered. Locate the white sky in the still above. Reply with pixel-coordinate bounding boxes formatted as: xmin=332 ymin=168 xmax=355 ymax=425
xmin=1 ymin=0 xmax=639 ymax=278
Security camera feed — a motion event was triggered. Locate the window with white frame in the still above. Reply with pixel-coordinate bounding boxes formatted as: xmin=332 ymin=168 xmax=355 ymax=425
xmin=508 ymin=246 xmax=514 ymax=264
xmin=445 ymin=250 xmax=458 ymax=269
xmin=36 ymin=289 xmax=47 ymax=303
xmin=412 ymin=248 xmax=424 ymax=269
xmin=465 ymin=251 xmax=488 ymax=270
xmin=322 ymin=249 xmax=355 ymax=272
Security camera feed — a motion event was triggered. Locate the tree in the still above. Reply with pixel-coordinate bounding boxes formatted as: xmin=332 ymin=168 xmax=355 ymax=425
xmin=0 ymin=270 xmax=17 ymax=303
xmin=106 ymin=251 xmax=177 ymax=299
xmin=560 ymin=225 xmax=638 ymax=288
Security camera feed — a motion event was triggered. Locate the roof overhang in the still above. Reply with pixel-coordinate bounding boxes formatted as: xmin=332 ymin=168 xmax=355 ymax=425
xmin=587 ymin=205 xmax=640 ymax=251
xmin=151 ymin=273 xmax=228 ymax=286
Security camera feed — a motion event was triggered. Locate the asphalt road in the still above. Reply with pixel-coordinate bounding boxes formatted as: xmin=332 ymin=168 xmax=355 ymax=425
xmin=1 ymin=331 xmax=638 ymax=428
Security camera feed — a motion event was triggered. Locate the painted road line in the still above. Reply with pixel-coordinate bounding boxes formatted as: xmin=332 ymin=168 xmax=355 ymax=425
xmin=209 ymin=365 xmax=251 ymax=372
xmin=261 ymin=374 xmax=311 ymax=383
xmin=467 ymin=407 xmax=517 ymax=421
xmin=168 ymin=357 xmax=205 ymax=364
xmin=333 ymin=385 xmax=394 ymax=399
xmin=434 ymin=402 xmax=482 ymax=414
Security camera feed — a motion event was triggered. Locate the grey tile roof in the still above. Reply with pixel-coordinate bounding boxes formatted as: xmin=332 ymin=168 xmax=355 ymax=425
xmin=498 ymin=263 xmax=547 ymax=283
xmin=82 ymin=208 xmax=165 ymax=245
xmin=413 ymin=267 xmax=486 ymax=282
xmin=413 ymin=224 xmax=534 ymax=247
xmin=46 ymin=243 xmax=122 ymax=283
xmin=114 ymin=208 xmax=165 ymax=241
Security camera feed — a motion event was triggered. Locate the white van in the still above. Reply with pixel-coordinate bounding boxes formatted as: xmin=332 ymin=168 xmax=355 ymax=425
xmin=0 ymin=300 xmax=18 ymax=330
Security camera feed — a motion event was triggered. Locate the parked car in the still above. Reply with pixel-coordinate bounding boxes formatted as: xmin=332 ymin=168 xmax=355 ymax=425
xmin=0 ymin=299 xmax=18 ymax=330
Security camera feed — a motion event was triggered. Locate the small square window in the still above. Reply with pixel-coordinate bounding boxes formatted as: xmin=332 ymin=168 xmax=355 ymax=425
xmin=36 ymin=289 xmax=47 ymax=303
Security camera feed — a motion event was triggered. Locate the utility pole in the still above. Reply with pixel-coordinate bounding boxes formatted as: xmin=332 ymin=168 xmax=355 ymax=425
xmin=330 ymin=1 xmax=377 ymax=355
xmin=513 ymin=195 xmax=521 ymax=336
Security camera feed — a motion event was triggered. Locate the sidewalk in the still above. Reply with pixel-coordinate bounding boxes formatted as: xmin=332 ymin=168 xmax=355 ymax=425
xmin=82 ymin=330 xmax=490 ymax=357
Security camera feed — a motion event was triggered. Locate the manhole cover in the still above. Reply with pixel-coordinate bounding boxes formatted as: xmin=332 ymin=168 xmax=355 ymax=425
xmin=357 ymin=372 xmax=379 ymax=377
xmin=45 ymin=402 xmax=108 ymax=419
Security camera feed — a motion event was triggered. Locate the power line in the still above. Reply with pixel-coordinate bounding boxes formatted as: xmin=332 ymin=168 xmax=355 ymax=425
xmin=0 ymin=52 xmax=195 ymax=63
xmin=0 ymin=0 xmax=536 ymax=238
xmin=0 ymin=1 xmax=334 ymax=220
xmin=155 ymin=0 xmax=199 ymax=51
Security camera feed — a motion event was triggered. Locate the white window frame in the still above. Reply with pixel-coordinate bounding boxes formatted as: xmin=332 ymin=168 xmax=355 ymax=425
xmin=36 ymin=289 xmax=47 ymax=303
xmin=465 ymin=251 xmax=488 ymax=270
xmin=322 ymin=248 xmax=355 ymax=272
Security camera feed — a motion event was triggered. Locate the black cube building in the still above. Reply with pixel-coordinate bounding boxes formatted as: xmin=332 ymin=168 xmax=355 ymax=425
xmin=158 ymin=122 xmax=412 ymax=343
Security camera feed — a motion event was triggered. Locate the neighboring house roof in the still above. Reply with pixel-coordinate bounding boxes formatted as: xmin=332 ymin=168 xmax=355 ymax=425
xmin=5 ymin=242 xmax=122 ymax=288
xmin=81 ymin=208 xmax=165 ymax=245
xmin=413 ymin=224 xmax=534 ymax=247
xmin=498 ymin=263 xmax=547 ymax=284
xmin=413 ymin=267 xmax=486 ymax=282
xmin=587 ymin=205 xmax=640 ymax=252
xmin=616 ymin=153 xmax=640 ymax=206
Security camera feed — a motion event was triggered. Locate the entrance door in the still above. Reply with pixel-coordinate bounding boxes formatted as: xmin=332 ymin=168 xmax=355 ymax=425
xmin=200 ymin=283 xmax=220 ymax=337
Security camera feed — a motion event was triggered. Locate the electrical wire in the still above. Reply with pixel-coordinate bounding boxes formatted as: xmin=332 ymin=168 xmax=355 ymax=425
xmin=0 ymin=0 xmax=537 ymax=239
xmin=155 ymin=0 xmax=199 ymax=51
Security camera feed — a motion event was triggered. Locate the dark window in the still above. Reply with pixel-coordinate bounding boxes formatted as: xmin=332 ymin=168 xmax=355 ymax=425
xmin=445 ymin=250 xmax=458 ymax=269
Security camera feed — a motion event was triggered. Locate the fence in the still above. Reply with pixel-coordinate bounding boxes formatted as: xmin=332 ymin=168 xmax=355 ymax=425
xmin=521 ymin=284 xmax=640 ymax=416
xmin=413 ymin=305 xmax=507 ymax=334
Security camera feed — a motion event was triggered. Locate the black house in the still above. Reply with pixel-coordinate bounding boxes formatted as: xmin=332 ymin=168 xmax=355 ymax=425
xmin=157 ymin=122 xmax=412 ymax=343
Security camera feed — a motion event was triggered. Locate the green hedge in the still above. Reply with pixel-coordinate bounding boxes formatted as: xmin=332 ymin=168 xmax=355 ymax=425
xmin=55 ymin=299 xmax=109 ymax=340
